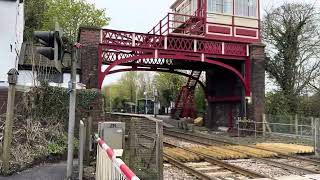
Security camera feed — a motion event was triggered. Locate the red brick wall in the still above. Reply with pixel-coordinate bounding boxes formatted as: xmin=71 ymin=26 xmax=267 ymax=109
xmin=78 ymin=27 xmax=101 ymax=46
xmin=249 ymin=43 xmax=266 ymax=123
xmin=78 ymin=27 xmax=106 ymax=130
xmin=78 ymin=27 xmax=101 ymax=89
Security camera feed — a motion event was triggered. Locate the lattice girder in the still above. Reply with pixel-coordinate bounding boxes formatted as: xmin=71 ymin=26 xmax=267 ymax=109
xmin=98 ymin=29 xmax=251 ymax=97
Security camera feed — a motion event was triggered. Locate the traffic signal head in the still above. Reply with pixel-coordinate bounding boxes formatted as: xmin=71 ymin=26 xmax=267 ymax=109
xmin=33 ymin=31 xmax=55 ymax=47
xmin=34 ymin=30 xmax=64 ymax=72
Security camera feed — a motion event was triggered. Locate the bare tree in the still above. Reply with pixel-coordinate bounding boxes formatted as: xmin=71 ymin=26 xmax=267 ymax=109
xmin=263 ymin=3 xmax=320 ymax=112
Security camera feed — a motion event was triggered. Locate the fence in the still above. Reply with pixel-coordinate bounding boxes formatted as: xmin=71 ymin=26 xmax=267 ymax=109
xmin=106 ymin=113 xmax=163 ymax=180
xmin=95 ymin=135 xmax=140 ymax=180
xmin=236 ymin=114 xmax=320 ymax=156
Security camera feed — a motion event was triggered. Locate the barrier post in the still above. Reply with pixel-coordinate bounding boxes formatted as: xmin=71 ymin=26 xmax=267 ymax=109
xmin=156 ymin=120 xmax=164 ymax=180
xmin=95 ymin=135 xmax=140 ymax=180
xmin=85 ymin=115 xmax=92 ymax=165
xmin=315 ymin=118 xmax=319 ymax=157
xmin=262 ymin=114 xmax=266 ymax=136
xmin=78 ymin=120 xmax=86 ymax=180
xmin=295 ymin=114 xmax=299 ymax=138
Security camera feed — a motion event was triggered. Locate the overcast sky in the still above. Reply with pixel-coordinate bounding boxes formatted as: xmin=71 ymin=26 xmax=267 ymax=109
xmin=87 ymin=0 xmax=319 ymax=86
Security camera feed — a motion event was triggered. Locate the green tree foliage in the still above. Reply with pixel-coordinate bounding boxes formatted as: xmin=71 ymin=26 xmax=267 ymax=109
xmin=24 ymin=0 xmax=48 ymax=40
xmin=119 ymin=72 xmax=139 ymax=102
xmin=102 ymin=72 xmax=207 ymax=114
xmin=24 ymin=0 xmax=110 ymax=42
xmin=194 ymin=85 xmax=206 ymax=113
xmin=263 ymin=3 xmax=320 ymax=113
xmin=154 ymin=73 xmax=186 ymax=107
xmin=102 ymin=72 xmax=140 ymax=111
xmin=298 ymin=93 xmax=320 ymax=117
xmin=266 ymin=91 xmax=290 ymax=115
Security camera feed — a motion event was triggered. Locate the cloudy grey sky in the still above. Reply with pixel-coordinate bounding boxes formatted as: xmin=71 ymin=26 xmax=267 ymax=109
xmin=87 ymin=0 xmax=319 ymax=86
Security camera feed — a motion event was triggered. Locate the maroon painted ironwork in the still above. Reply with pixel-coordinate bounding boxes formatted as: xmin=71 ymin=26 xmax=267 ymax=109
xmin=148 ymin=0 xmax=206 ymax=36
xmin=98 ymin=29 xmax=250 ymax=97
xmin=96 ymin=0 xmax=262 ymax=119
xmin=171 ymin=70 xmax=202 ymax=119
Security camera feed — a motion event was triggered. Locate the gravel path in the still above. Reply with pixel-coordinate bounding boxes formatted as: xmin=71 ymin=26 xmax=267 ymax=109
xmin=224 ymin=159 xmax=304 ymax=178
xmin=163 ymin=163 xmax=196 ymax=180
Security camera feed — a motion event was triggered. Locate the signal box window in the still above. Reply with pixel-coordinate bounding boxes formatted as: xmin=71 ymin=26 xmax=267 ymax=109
xmin=208 ymin=0 xmax=233 ymax=14
xmin=235 ymin=0 xmax=257 ymax=17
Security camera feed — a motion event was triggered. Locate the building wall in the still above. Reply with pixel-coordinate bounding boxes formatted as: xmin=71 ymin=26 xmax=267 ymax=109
xmin=0 ymin=0 xmax=24 ymax=86
xmin=77 ymin=27 xmax=105 ymax=128
xmin=17 ymin=70 xmax=81 ymax=88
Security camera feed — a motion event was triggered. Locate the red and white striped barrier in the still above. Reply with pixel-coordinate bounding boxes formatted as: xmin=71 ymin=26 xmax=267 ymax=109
xmin=96 ymin=136 xmax=140 ymax=180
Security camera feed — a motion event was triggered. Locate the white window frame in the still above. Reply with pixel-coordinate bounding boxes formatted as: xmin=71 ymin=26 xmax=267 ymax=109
xmin=235 ymin=0 xmax=258 ymax=18
xmin=207 ymin=0 xmax=233 ymax=15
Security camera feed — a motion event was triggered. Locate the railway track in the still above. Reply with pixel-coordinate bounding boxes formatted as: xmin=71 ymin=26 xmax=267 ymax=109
xmin=164 ymin=128 xmax=320 ymax=175
xmin=164 ymin=142 xmax=268 ymax=179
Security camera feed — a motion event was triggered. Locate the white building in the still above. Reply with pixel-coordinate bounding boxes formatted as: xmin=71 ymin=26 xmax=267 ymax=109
xmin=0 ymin=0 xmax=24 ymax=87
xmin=0 ymin=0 xmax=82 ymax=89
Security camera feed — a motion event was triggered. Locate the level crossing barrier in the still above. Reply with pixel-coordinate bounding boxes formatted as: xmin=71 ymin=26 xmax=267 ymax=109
xmin=95 ymin=135 xmax=140 ymax=180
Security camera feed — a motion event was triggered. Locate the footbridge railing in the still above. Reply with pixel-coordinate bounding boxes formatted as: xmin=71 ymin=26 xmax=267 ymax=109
xmin=95 ymin=135 xmax=140 ymax=180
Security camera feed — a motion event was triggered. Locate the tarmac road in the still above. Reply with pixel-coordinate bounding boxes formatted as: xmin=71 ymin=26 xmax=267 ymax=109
xmin=0 ymin=162 xmax=73 ymax=180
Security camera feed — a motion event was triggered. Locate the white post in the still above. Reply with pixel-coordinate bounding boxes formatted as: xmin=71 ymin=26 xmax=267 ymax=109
xmin=109 ymin=87 xmax=112 ymax=113
xmin=254 ymin=120 xmax=257 ymax=139
xmin=135 ymin=88 xmax=138 ymax=114
xmin=132 ymin=33 xmax=136 ymax=47
xmin=164 ymin=37 xmax=168 ymax=50
xmin=295 ymin=114 xmax=299 ymax=138
xmin=144 ymin=92 xmax=148 ymax=114
xmin=262 ymin=114 xmax=266 ymax=136
xmin=315 ymin=118 xmax=319 ymax=157
xmin=78 ymin=120 xmax=86 ymax=180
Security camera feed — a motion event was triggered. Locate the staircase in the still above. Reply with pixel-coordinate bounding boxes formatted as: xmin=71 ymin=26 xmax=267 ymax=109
xmin=172 ymin=16 xmax=205 ymax=36
xmin=171 ymin=70 xmax=202 ymax=119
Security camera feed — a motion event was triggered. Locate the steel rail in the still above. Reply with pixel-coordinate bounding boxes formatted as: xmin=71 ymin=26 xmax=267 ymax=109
xmin=164 ymin=142 xmax=268 ymax=179
xmin=164 ymin=128 xmax=320 ymax=165
xmin=164 ymin=128 xmax=320 ymax=174
xmin=164 ymin=153 xmax=212 ymax=180
xmin=164 ymin=129 xmax=228 ymax=145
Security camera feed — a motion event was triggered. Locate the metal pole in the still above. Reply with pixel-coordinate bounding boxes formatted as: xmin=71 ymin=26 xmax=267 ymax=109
xmin=295 ymin=114 xmax=299 ymax=138
xmin=300 ymin=125 xmax=303 ymax=144
xmin=109 ymin=87 xmax=112 ymax=113
xmin=254 ymin=121 xmax=257 ymax=139
xmin=154 ymin=89 xmax=158 ymax=118
xmin=135 ymin=88 xmax=138 ymax=114
xmin=237 ymin=117 xmax=240 ymax=144
xmin=315 ymin=118 xmax=319 ymax=157
xmin=78 ymin=120 xmax=86 ymax=180
xmin=66 ymin=46 xmax=77 ymax=179
xmin=144 ymin=92 xmax=148 ymax=115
